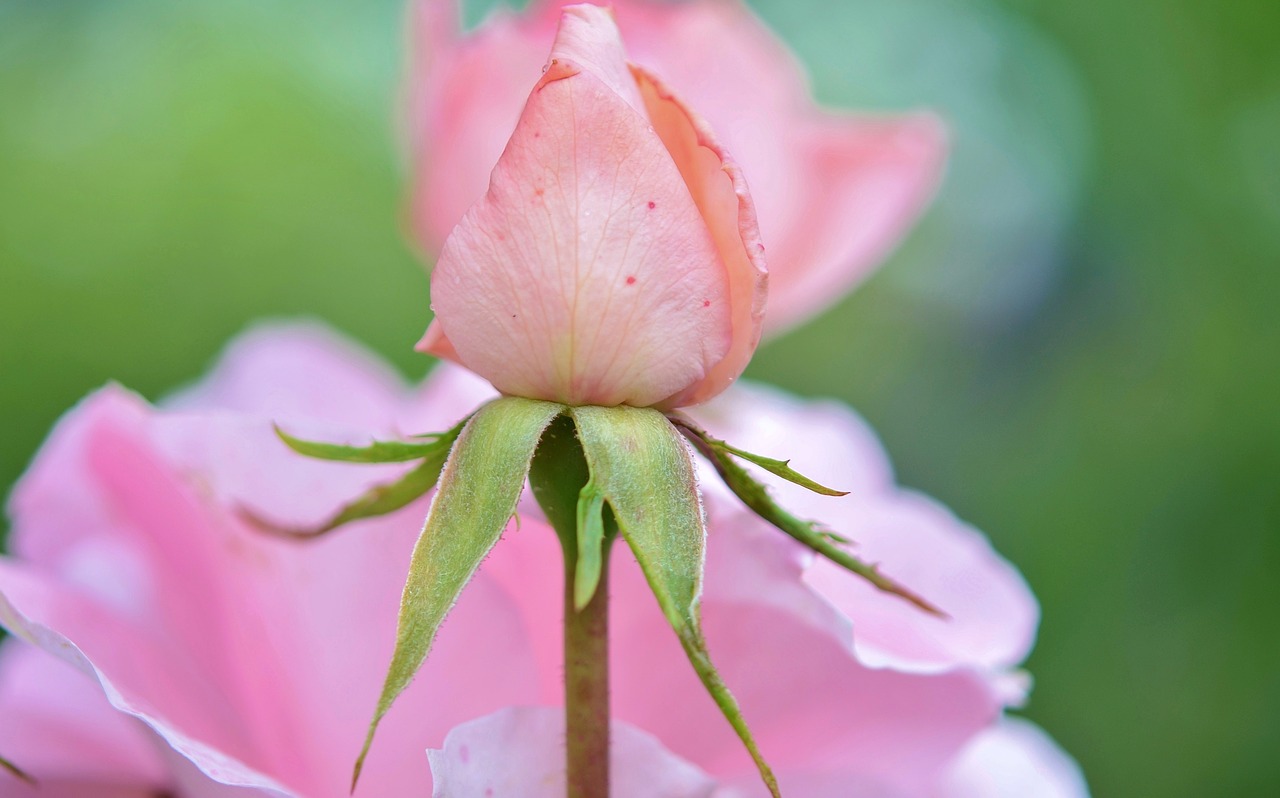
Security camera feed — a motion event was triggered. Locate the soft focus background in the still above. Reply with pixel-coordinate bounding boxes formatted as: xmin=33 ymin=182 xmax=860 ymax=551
xmin=1 ymin=0 xmax=1276 ymax=794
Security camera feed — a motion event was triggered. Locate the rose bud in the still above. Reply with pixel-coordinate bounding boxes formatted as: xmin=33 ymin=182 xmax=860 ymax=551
xmin=417 ymin=4 xmax=767 ymax=408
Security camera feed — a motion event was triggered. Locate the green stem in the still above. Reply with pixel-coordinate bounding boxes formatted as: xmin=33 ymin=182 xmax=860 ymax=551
xmin=563 ymin=533 xmax=613 ymax=798
xmin=527 ymin=414 xmax=615 ymax=798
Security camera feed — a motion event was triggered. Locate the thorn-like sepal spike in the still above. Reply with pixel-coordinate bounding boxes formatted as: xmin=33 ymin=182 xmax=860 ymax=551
xmin=671 ymin=414 xmax=946 ymax=618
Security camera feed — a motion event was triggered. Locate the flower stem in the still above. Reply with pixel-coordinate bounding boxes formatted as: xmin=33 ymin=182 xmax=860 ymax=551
xmin=563 ymin=533 xmax=613 ymax=798
xmin=527 ymin=414 xmax=615 ymax=797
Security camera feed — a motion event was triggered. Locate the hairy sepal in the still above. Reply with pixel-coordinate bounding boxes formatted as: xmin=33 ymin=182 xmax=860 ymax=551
xmin=672 ymin=414 xmax=848 ymax=496
xmin=574 ymin=482 xmax=608 ymax=611
xmin=240 ymin=455 xmax=450 ymax=539
xmin=672 ymin=417 xmax=945 ymax=618
xmin=275 ymin=419 xmax=467 ymax=463
xmin=244 ymin=420 xmax=467 ymax=538
xmin=352 ymin=397 xmax=563 ymax=790
xmin=571 ymin=406 xmax=780 ymax=797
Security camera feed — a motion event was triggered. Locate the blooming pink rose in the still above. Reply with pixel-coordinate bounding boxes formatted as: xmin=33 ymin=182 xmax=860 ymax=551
xmin=410 ymin=0 xmax=947 ymax=334
xmin=0 ymin=325 xmax=1085 ymax=797
xmin=418 ymin=5 xmax=767 ymax=408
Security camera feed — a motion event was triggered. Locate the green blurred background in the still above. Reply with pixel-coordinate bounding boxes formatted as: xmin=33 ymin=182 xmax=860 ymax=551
xmin=1 ymin=0 xmax=1276 ymax=794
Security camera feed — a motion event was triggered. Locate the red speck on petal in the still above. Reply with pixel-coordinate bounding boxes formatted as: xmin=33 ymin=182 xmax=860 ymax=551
xmin=626 ymin=275 xmax=636 ymax=285
xmin=647 ymin=201 xmax=656 ymax=209
xmin=703 ymin=299 xmax=711 ymax=307
xmin=535 ymin=187 xmax=544 ymax=197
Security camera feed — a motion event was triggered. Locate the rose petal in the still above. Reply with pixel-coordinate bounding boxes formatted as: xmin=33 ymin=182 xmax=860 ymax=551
xmin=3 ymin=384 xmax=541 ymax=796
xmin=690 ymin=381 xmax=1037 ymax=680
xmin=758 ymin=114 xmax=947 ymax=331
xmin=551 ymin=5 xmax=647 ymax=116
xmin=0 ymin=642 xmax=168 ymax=792
xmin=632 ymin=65 xmax=767 ymax=408
xmin=164 ymin=322 xmax=408 ymax=428
xmin=0 ymin=560 xmax=298 ymax=797
xmin=427 ymin=706 xmax=719 ymax=798
xmin=939 ymin=718 xmax=1091 ymax=798
xmin=802 ymin=492 xmax=1039 ymax=677
xmin=409 ymin=3 xmax=553 ymax=252
xmin=608 ymin=553 xmax=1000 ymax=793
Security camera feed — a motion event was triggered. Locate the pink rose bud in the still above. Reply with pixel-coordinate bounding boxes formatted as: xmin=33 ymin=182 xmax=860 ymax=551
xmin=417 ymin=4 xmax=767 ymax=409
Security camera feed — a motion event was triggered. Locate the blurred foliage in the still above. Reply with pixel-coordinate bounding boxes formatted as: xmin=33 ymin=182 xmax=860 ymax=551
xmin=1 ymin=0 xmax=1278 ymax=795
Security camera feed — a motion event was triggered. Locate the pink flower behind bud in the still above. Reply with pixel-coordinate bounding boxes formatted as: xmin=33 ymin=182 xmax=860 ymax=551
xmin=0 ymin=325 xmax=1086 ymax=796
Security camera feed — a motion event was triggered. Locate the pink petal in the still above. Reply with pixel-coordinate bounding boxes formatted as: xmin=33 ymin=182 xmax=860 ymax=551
xmin=801 ymin=493 xmax=1038 ymax=677
xmin=167 ymin=320 xmax=494 ymax=439
xmin=0 ymin=643 xmax=168 ymax=793
xmin=409 ymin=2 xmax=556 ymax=252
xmin=427 ymin=707 xmax=719 ymax=797
xmin=607 ymin=551 xmax=1000 ymax=792
xmin=594 ymin=0 xmax=811 ymax=117
xmin=3 ymin=374 xmax=541 ymax=796
xmin=699 ymin=505 xmax=848 ymax=652
xmin=938 ymin=718 xmax=1091 ymax=798
xmin=693 ymin=381 xmax=1037 ymax=681
xmin=473 ymin=518 xmax=566 ymax=707
xmin=0 ymin=560 xmax=298 ymax=797
xmin=165 ymin=321 xmax=408 ymax=428
xmin=550 ymin=5 xmax=647 ymax=116
xmin=415 ymin=319 xmax=463 ymax=365
xmin=401 ymin=358 xmax=501 ymax=438
xmin=428 ymin=6 xmax=732 ymax=406
xmin=757 ymin=114 xmax=947 ymax=331
xmin=632 ymin=65 xmax=767 ymax=408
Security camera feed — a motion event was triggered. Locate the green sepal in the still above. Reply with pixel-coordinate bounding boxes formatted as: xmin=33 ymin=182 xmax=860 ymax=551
xmin=275 ymin=418 xmax=467 ymax=464
xmin=571 ymin=406 xmax=781 ymax=798
xmin=242 ymin=420 xmax=466 ymax=538
xmin=672 ymin=414 xmax=847 ymax=496
xmin=0 ymin=753 xmax=35 ymax=785
xmin=527 ymin=413 xmax=591 ymax=544
xmin=574 ymin=482 xmax=607 ymax=611
xmin=240 ymin=455 xmax=449 ymax=539
xmin=352 ymin=397 xmax=564 ymax=791
xmin=673 ymin=417 xmax=945 ymax=618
